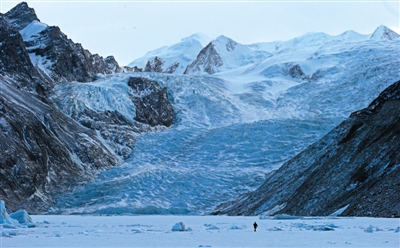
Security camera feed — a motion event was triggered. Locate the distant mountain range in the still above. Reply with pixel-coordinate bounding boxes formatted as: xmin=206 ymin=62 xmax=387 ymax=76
xmin=128 ymin=25 xmax=399 ymax=76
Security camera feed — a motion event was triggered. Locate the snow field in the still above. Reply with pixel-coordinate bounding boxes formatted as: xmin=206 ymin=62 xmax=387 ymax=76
xmin=1 ymin=215 xmax=399 ymax=247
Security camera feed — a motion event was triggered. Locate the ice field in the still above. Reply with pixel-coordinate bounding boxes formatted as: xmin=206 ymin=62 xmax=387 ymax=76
xmin=2 ymin=215 xmax=399 ymax=247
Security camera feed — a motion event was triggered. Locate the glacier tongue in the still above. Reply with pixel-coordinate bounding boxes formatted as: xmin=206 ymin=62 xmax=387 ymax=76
xmin=50 ymin=38 xmax=399 ymax=215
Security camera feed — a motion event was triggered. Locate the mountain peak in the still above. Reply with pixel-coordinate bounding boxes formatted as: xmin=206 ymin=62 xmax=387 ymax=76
xmin=370 ymin=25 xmax=399 ymax=40
xmin=4 ymin=2 xmax=40 ymax=30
xmin=215 ymin=35 xmax=234 ymax=43
xmin=181 ymin=33 xmax=211 ymax=47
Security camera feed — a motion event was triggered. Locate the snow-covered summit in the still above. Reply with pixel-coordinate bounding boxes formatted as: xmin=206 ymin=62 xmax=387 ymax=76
xmin=370 ymin=25 xmax=400 ymax=40
xmin=252 ymin=30 xmax=369 ymax=55
xmin=3 ymin=1 xmax=39 ymax=30
xmin=130 ymin=25 xmax=398 ymax=77
xmin=184 ymin=35 xmax=272 ymax=75
xmin=181 ymin=32 xmax=211 ymax=47
xmin=128 ymin=33 xmax=211 ymax=74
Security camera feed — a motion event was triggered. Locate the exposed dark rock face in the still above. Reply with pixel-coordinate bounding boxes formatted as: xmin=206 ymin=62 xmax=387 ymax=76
xmin=287 ymin=64 xmax=306 ymax=79
xmin=0 ymin=77 xmax=119 ymax=213
xmin=128 ymin=77 xmax=174 ymax=127
xmin=144 ymin=56 xmax=164 ymax=73
xmin=133 ymin=66 xmax=143 ymax=72
xmin=164 ymin=62 xmax=180 ymax=74
xmin=5 ymin=2 xmax=121 ymax=84
xmin=22 ymin=25 xmax=121 ymax=83
xmin=122 ymin=66 xmax=143 ymax=72
xmin=260 ymin=63 xmax=309 ymax=81
xmin=214 ymin=81 xmax=400 ymax=217
xmin=3 ymin=1 xmax=39 ymax=30
xmin=0 ymin=15 xmax=50 ymax=94
xmin=184 ymin=42 xmax=223 ymax=75
xmin=226 ymin=39 xmax=237 ymax=51
xmin=142 ymin=57 xmax=179 ymax=74
xmin=104 ymin=56 xmax=123 ymax=73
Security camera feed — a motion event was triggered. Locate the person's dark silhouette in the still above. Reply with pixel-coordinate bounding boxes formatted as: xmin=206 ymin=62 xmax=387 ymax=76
xmin=253 ymin=221 xmax=258 ymax=232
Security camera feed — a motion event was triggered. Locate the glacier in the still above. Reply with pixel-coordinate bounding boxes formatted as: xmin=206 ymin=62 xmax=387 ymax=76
xmin=48 ymin=31 xmax=399 ymax=215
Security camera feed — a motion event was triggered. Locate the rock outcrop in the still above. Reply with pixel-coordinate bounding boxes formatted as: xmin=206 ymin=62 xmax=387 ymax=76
xmin=214 ymin=81 xmax=400 ymax=217
xmin=184 ymin=42 xmax=223 ymax=75
xmin=144 ymin=56 xmax=165 ymax=73
xmin=128 ymin=77 xmax=174 ymax=127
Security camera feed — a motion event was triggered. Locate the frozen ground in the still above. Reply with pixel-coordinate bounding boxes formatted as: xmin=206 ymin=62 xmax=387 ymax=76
xmin=1 ymin=215 xmax=399 ymax=247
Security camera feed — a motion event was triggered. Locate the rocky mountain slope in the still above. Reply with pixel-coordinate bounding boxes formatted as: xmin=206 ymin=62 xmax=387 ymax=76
xmin=214 ymin=81 xmax=400 ymax=217
xmin=370 ymin=25 xmax=400 ymax=40
xmin=0 ymin=76 xmax=119 ymax=213
xmin=0 ymin=2 xmax=174 ymax=213
xmin=6 ymin=3 xmax=122 ymax=84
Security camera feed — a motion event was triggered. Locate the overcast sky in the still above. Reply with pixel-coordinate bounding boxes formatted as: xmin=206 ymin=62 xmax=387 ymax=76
xmin=1 ymin=0 xmax=399 ymax=66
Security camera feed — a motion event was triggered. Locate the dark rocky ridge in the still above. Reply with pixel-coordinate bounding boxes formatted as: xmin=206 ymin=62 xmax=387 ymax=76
xmin=184 ymin=42 xmax=223 ymax=75
xmin=3 ymin=2 xmax=38 ymax=30
xmin=214 ymin=80 xmax=400 ymax=217
xmin=0 ymin=15 xmax=50 ymax=95
xmin=143 ymin=56 xmax=179 ymax=74
xmin=144 ymin=56 xmax=164 ymax=73
xmin=4 ymin=2 xmax=121 ymax=84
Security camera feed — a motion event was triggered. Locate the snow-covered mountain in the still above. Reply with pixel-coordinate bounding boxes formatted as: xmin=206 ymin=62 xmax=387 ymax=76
xmin=250 ymin=30 xmax=369 ymax=55
xmin=49 ymin=32 xmax=399 ymax=215
xmin=128 ymin=33 xmax=211 ymax=74
xmin=5 ymin=2 xmax=122 ymax=85
xmin=1 ymin=2 xmax=399 ymax=217
xmin=370 ymin=25 xmax=400 ymax=40
xmin=184 ymin=35 xmax=272 ymax=75
xmin=128 ymin=26 xmax=397 ymax=79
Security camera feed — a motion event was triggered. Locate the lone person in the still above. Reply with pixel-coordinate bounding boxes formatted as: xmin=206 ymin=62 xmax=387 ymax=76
xmin=253 ymin=221 xmax=258 ymax=232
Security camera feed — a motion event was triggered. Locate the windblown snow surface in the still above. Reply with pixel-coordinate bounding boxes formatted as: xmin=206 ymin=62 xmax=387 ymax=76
xmin=2 ymin=215 xmax=400 ymax=247
xmin=49 ymin=35 xmax=399 ymax=215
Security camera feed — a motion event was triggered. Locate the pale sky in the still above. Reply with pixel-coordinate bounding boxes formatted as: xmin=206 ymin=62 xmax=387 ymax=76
xmin=1 ymin=0 xmax=399 ymax=66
